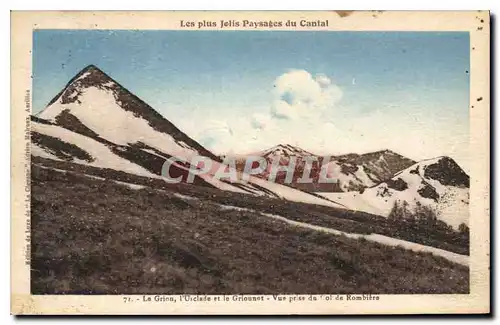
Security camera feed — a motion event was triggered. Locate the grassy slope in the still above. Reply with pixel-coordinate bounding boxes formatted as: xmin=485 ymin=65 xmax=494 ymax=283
xmin=32 ymin=157 xmax=470 ymax=255
xmin=31 ymin=164 xmax=469 ymax=294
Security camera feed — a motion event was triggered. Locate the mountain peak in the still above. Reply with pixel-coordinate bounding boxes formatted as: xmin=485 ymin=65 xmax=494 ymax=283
xmin=72 ymin=64 xmax=113 ymax=86
xmin=82 ymin=64 xmax=100 ymax=71
xmin=261 ymin=143 xmax=314 ymax=157
xmin=76 ymin=64 xmax=108 ymax=79
xmin=44 ymin=65 xmax=115 ymax=108
xmin=370 ymin=149 xmax=403 ymax=157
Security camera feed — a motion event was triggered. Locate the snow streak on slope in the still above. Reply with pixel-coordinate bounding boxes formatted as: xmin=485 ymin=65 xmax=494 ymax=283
xmin=31 ymin=120 xmax=157 ymax=178
xmin=32 ymin=143 xmax=62 ymax=160
xmin=246 ymin=175 xmax=344 ymax=208
xmin=214 ymin=204 xmax=469 ymax=266
xmin=34 ymin=163 xmax=147 ymax=190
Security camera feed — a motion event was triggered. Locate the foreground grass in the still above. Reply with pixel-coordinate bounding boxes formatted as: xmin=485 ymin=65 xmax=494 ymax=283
xmin=31 ymin=165 xmax=469 ymax=294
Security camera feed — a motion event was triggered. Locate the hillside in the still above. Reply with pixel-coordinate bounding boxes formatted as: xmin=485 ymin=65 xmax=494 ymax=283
xmin=320 ymin=157 xmax=470 ymax=230
xmin=31 ymin=161 xmax=469 ymax=294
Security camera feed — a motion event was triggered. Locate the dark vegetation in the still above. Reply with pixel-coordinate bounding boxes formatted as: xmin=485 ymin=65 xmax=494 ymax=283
xmin=386 ymin=178 xmax=409 ymax=191
xmin=55 ymin=109 xmax=100 ymax=139
xmin=388 ymin=201 xmax=469 ymax=251
xmin=340 ymin=164 xmax=359 ymax=175
xmin=424 ymin=157 xmax=470 ymax=187
xmin=417 ymin=182 xmax=440 ymax=202
xmin=31 ymin=115 xmax=53 ymax=125
xmin=31 ymin=164 xmax=469 ymax=294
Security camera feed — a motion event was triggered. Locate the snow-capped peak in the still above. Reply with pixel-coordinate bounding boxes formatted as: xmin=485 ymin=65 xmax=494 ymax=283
xmin=42 ymin=65 xmax=117 ymax=113
xmin=37 ymin=64 xmax=220 ymax=162
xmin=261 ymin=144 xmax=314 ymax=158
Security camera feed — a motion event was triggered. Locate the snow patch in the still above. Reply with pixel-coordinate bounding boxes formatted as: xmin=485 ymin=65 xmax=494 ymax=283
xmin=113 ymin=180 xmax=145 ymax=190
xmin=218 ymin=204 xmax=253 ymax=212
xmin=247 ymin=176 xmax=344 ymax=208
xmin=173 ymin=193 xmax=198 ymax=201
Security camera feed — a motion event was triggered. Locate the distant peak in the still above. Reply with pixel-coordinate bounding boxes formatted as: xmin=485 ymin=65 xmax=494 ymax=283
xmin=86 ymin=64 xmax=98 ymax=69
xmin=375 ymin=149 xmax=396 ymax=155
xmin=267 ymin=143 xmax=297 ymax=151
xmin=261 ymin=143 xmax=314 ymax=157
xmin=368 ymin=149 xmax=410 ymax=159
xmin=277 ymin=143 xmax=300 ymax=149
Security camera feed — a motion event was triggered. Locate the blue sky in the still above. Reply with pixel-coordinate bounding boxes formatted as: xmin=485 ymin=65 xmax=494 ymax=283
xmin=33 ymin=30 xmax=470 ymax=170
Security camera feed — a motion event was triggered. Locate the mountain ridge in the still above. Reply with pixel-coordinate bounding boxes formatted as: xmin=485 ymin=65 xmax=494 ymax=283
xmin=320 ymin=156 xmax=469 ymax=230
xmin=221 ymin=143 xmax=418 ymax=192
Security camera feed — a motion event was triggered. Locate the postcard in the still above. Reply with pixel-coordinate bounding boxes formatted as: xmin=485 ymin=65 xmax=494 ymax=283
xmin=11 ymin=10 xmax=490 ymax=315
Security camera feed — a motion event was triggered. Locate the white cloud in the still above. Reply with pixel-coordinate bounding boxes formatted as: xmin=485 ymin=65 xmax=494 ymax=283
xmin=271 ymin=70 xmax=342 ymax=120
